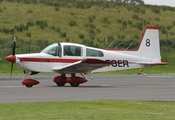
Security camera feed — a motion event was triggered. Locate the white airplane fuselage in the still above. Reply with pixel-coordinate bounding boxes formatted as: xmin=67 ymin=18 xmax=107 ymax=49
xmin=15 ymin=46 xmax=145 ymax=73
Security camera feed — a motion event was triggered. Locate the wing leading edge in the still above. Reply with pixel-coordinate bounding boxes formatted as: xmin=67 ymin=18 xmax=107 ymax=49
xmin=52 ymin=58 xmax=111 ymax=74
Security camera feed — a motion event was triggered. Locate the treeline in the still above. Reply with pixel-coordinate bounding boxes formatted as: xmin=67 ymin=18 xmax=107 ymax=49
xmin=0 ymin=0 xmax=144 ymax=7
xmin=103 ymin=0 xmax=144 ymax=5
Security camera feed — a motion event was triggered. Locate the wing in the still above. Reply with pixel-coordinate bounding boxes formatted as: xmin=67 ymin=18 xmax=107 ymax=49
xmin=52 ymin=58 xmax=111 ymax=74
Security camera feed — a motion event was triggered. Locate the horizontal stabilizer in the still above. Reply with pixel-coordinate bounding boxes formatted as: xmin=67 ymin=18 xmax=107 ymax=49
xmin=137 ymin=62 xmax=169 ymax=66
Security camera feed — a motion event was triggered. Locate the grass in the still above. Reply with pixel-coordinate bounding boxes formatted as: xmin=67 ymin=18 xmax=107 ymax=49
xmin=0 ymin=1 xmax=175 ymax=65
xmin=1 ymin=2 xmax=175 ymax=43
xmin=0 ymin=100 xmax=175 ymax=120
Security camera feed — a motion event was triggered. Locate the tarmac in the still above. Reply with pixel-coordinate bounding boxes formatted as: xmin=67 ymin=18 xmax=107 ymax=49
xmin=0 ymin=74 xmax=175 ymax=103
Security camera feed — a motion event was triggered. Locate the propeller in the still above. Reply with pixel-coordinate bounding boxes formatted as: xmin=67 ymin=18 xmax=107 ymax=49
xmin=10 ymin=37 xmax=16 ymax=78
xmin=12 ymin=37 xmax=16 ymax=56
xmin=6 ymin=37 xmax=16 ymax=79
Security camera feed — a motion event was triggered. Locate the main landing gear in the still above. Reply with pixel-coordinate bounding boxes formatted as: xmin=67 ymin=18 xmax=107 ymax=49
xmin=53 ymin=74 xmax=87 ymax=87
xmin=22 ymin=72 xmax=40 ymax=88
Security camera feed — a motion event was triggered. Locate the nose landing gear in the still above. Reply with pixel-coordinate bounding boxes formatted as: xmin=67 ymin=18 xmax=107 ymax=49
xmin=22 ymin=79 xmax=40 ymax=88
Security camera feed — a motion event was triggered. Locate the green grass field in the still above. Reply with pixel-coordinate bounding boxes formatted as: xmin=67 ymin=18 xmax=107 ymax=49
xmin=0 ymin=100 xmax=175 ymax=120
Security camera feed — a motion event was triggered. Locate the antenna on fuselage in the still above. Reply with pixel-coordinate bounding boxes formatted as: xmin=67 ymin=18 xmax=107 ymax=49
xmin=124 ymin=43 xmax=132 ymax=51
xmin=107 ymin=40 xmax=116 ymax=49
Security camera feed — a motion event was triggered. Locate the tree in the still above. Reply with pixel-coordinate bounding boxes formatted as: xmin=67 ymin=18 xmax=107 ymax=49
xmin=123 ymin=0 xmax=145 ymax=4
xmin=104 ymin=0 xmax=145 ymax=5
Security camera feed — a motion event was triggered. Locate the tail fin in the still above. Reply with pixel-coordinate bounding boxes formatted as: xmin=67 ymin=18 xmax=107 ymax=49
xmin=137 ymin=25 xmax=161 ymax=62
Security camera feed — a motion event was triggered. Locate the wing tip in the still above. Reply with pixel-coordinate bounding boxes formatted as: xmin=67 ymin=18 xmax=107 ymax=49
xmin=154 ymin=62 xmax=169 ymax=65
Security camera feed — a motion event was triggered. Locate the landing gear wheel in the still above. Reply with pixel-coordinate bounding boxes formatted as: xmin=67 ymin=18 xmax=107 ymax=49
xmin=70 ymin=83 xmax=79 ymax=87
xmin=22 ymin=79 xmax=39 ymax=88
xmin=26 ymin=85 xmax=33 ymax=88
xmin=56 ymin=83 xmax=66 ymax=86
xmin=53 ymin=75 xmax=67 ymax=87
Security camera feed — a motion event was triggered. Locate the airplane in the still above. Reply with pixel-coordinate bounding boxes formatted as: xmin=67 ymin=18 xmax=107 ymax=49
xmin=6 ymin=25 xmax=168 ymax=87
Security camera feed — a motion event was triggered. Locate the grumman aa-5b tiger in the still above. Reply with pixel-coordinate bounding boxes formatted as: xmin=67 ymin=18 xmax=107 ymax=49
xmin=6 ymin=25 xmax=168 ymax=87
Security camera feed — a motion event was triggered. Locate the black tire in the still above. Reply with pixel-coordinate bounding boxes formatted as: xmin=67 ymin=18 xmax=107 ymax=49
xmin=70 ymin=83 xmax=79 ymax=87
xmin=56 ymin=83 xmax=66 ymax=86
xmin=26 ymin=85 xmax=33 ymax=88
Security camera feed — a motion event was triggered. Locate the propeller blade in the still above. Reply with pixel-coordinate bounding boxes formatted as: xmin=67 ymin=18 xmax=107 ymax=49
xmin=12 ymin=37 xmax=16 ymax=56
xmin=10 ymin=62 xmax=14 ymax=79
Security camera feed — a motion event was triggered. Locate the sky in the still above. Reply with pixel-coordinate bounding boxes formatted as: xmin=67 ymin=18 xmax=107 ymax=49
xmin=144 ymin=0 xmax=175 ymax=7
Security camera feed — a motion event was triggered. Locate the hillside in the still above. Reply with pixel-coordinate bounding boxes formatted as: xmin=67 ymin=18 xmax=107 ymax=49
xmin=0 ymin=0 xmax=175 ymax=61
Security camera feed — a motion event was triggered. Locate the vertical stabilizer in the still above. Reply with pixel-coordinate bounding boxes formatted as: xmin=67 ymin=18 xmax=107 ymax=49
xmin=137 ymin=25 xmax=161 ymax=62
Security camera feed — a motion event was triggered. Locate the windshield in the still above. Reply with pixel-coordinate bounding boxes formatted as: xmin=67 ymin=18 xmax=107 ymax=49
xmin=41 ymin=43 xmax=61 ymax=56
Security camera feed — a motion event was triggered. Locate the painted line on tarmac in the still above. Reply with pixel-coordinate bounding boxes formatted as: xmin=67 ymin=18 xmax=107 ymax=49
xmin=147 ymin=75 xmax=173 ymax=78
xmin=0 ymin=86 xmax=24 ymax=88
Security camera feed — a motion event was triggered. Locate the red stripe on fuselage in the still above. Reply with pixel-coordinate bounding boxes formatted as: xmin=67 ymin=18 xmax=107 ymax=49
xmin=20 ymin=58 xmax=80 ymax=63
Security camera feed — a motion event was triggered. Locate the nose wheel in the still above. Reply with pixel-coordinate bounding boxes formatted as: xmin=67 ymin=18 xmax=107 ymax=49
xmin=22 ymin=79 xmax=40 ymax=88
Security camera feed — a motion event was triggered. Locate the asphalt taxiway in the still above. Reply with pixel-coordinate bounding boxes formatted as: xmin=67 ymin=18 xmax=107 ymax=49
xmin=0 ymin=74 xmax=175 ymax=103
